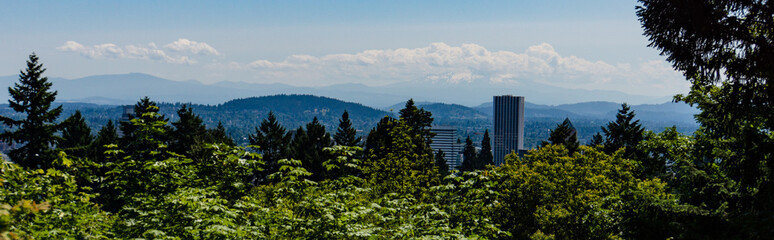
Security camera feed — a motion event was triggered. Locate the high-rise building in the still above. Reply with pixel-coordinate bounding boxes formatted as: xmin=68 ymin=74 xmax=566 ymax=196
xmin=430 ymin=126 xmax=462 ymax=171
xmin=493 ymin=95 xmax=525 ymax=165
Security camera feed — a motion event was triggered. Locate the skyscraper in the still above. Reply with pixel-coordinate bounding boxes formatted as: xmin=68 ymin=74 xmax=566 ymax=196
xmin=493 ymin=95 xmax=525 ymax=165
xmin=430 ymin=126 xmax=462 ymax=171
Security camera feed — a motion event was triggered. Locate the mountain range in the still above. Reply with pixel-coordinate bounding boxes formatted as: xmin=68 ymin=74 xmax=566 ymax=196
xmin=0 ymin=73 xmax=674 ymax=108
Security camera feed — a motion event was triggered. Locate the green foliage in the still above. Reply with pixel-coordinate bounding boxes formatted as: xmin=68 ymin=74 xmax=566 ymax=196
xmin=249 ymin=112 xmax=291 ymax=183
xmin=601 ymin=104 xmax=645 ymax=159
xmin=0 ymin=53 xmax=63 ymax=169
xmin=434 ymin=150 xmax=450 ymax=178
xmin=169 ymin=104 xmax=208 ymax=157
xmin=496 ymin=145 xmax=682 ymax=239
xmin=545 ymin=118 xmax=579 ymax=154
xmin=92 ymin=120 xmax=118 ymax=164
xmin=459 ymin=136 xmax=479 ymax=172
xmin=477 ymin=129 xmax=494 ymax=166
xmin=291 ymin=117 xmax=333 ymax=181
xmin=333 ymin=111 xmax=361 ymax=146
xmin=322 ymin=145 xmax=363 ymax=181
xmin=58 ymin=111 xmax=93 ymax=159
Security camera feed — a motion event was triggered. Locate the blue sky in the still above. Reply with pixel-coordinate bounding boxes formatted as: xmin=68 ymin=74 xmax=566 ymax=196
xmin=0 ymin=0 xmax=688 ymax=97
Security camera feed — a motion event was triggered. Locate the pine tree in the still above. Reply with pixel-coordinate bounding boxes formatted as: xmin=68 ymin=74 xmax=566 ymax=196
xmin=435 ymin=149 xmax=450 ymax=178
xmin=92 ymin=120 xmax=119 ymax=163
xmin=207 ymin=121 xmax=234 ymax=146
xmin=333 ymin=111 xmax=361 ymax=146
xmin=601 ymin=104 xmax=644 ymax=158
xmin=119 ymin=97 xmax=170 ymax=159
xmin=169 ymin=104 xmax=208 ymax=155
xmin=399 ymin=99 xmax=435 ymax=142
xmin=291 ymin=117 xmax=332 ymax=181
xmin=589 ymin=132 xmax=604 ymax=147
xmin=249 ymin=112 xmax=291 ymax=183
xmin=477 ymin=129 xmax=494 ymax=166
xmin=459 ymin=136 xmax=478 ymax=172
xmin=0 ymin=53 xmax=63 ymax=168
xmin=59 ymin=110 xmax=94 ymax=158
xmin=547 ymin=118 xmax=579 ymax=154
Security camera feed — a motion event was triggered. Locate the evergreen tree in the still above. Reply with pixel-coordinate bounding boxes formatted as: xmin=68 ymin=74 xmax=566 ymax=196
xmin=477 ymin=130 xmax=494 ymax=166
xmin=169 ymin=104 xmax=208 ymax=156
xmin=59 ymin=110 xmax=94 ymax=158
xmin=119 ymin=97 xmax=170 ymax=158
xmin=92 ymin=120 xmax=118 ymax=163
xmin=398 ymin=99 xmax=435 ymax=143
xmin=601 ymin=104 xmax=644 ymax=159
xmin=589 ymin=132 xmax=604 ymax=147
xmin=435 ymin=149 xmax=450 ymax=178
xmin=546 ymin=118 xmax=579 ymax=154
xmin=459 ymin=136 xmax=478 ymax=172
xmin=291 ymin=117 xmax=332 ymax=181
xmin=207 ymin=121 xmax=234 ymax=146
xmin=333 ymin=111 xmax=361 ymax=146
xmin=248 ymin=112 xmax=291 ymax=183
xmin=364 ymin=116 xmax=395 ymax=160
xmin=0 ymin=53 xmax=63 ymax=168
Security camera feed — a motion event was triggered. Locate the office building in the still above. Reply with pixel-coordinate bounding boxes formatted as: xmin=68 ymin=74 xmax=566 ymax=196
xmin=430 ymin=126 xmax=463 ymax=171
xmin=493 ymin=95 xmax=525 ymax=165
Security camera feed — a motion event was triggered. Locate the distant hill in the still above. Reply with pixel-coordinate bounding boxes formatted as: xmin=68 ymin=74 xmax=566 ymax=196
xmin=2 ymin=72 xmax=674 ymax=108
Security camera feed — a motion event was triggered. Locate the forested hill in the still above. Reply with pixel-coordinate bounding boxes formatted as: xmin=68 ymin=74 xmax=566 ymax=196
xmin=221 ymin=95 xmax=387 ymax=118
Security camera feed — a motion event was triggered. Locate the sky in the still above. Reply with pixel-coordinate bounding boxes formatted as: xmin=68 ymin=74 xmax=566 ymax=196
xmin=0 ymin=0 xmax=689 ymax=98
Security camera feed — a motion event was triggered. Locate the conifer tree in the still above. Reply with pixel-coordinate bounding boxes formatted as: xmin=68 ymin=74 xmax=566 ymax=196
xmin=119 ymin=97 xmax=170 ymax=159
xmin=477 ymin=130 xmax=494 ymax=166
xmin=92 ymin=120 xmax=118 ymax=163
xmin=546 ymin=118 xmax=579 ymax=154
xmin=207 ymin=121 xmax=234 ymax=146
xmin=399 ymin=99 xmax=435 ymax=143
xmin=435 ymin=149 xmax=450 ymax=178
xmin=170 ymin=104 xmax=208 ymax=155
xmin=333 ymin=111 xmax=361 ymax=146
xmin=589 ymin=132 xmax=604 ymax=147
xmin=249 ymin=112 xmax=291 ymax=183
xmin=291 ymin=117 xmax=332 ymax=181
xmin=59 ymin=110 xmax=94 ymax=158
xmin=601 ymin=104 xmax=644 ymax=158
xmin=0 ymin=53 xmax=62 ymax=168
xmin=459 ymin=136 xmax=478 ymax=172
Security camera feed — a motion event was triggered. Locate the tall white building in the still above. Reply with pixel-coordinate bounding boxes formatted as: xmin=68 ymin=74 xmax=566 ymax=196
xmin=430 ymin=126 xmax=462 ymax=171
xmin=493 ymin=95 xmax=525 ymax=165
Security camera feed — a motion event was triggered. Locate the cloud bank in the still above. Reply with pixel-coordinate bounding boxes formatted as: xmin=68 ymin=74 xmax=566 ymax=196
xmin=240 ymin=42 xmax=685 ymax=94
xmin=57 ymin=38 xmax=220 ymax=64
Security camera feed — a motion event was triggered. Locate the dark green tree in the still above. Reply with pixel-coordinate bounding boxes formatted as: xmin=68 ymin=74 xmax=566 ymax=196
xmin=638 ymin=1 xmax=774 ymax=236
xmin=398 ymin=99 xmax=435 ymax=143
xmin=459 ymin=136 xmax=478 ymax=172
xmin=119 ymin=97 xmax=170 ymax=158
xmin=601 ymin=104 xmax=644 ymax=159
xmin=545 ymin=118 xmax=579 ymax=154
xmin=589 ymin=132 xmax=604 ymax=147
xmin=58 ymin=111 xmax=94 ymax=159
xmin=91 ymin=120 xmax=119 ymax=163
xmin=249 ymin=112 xmax=291 ymax=183
xmin=435 ymin=149 xmax=450 ymax=178
xmin=0 ymin=53 xmax=62 ymax=168
xmin=477 ymin=129 xmax=494 ymax=166
xmin=169 ymin=104 xmax=208 ymax=156
xmin=207 ymin=121 xmax=234 ymax=146
xmin=291 ymin=117 xmax=332 ymax=181
xmin=333 ymin=111 xmax=361 ymax=146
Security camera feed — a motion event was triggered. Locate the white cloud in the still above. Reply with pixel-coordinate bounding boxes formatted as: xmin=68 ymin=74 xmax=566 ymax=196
xmin=57 ymin=39 xmax=220 ymax=64
xmin=164 ymin=38 xmax=220 ymax=56
xmin=241 ymin=42 xmax=686 ymax=94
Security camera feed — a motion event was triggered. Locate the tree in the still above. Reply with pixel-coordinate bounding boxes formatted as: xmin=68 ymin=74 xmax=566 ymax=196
xmin=207 ymin=121 xmax=234 ymax=146
xmin=119 ymin=97 xmax=170 ymax=158
xmin=458 ymin=136 xmax=478 ymax=172
xmin=601 ymin=103 xmax=644 ymax=159
xmin=477 ymin=130 xmax=494 ymax=166
xmin=58 ymin=111 xmax=94 ymax=159
xmin=249 ymin=112 xmax=291 ymax=183
xmin=333 ymin=111 xmax=361 ymax=146
xmin=169 ymin=104 xmax=208 ymax=156
xmin=291 ymin=117 xmax=332 ymax=181
xmin=398 ymin=99 xmax=435 ymax=143
xmin=589 ymin=132 xmax=604 ymax=147
xmin=0 ymin=53 xmax=63 ymax=168
xmin=638 ymin=1 xmax=774 ymax=236
xmin=435 ymin=149 xmax=450 ymax=178
xmin=545 ymin=118 xmax=579 ymax=154
xmin=91 ymin=120 xmax=118 ymax=163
